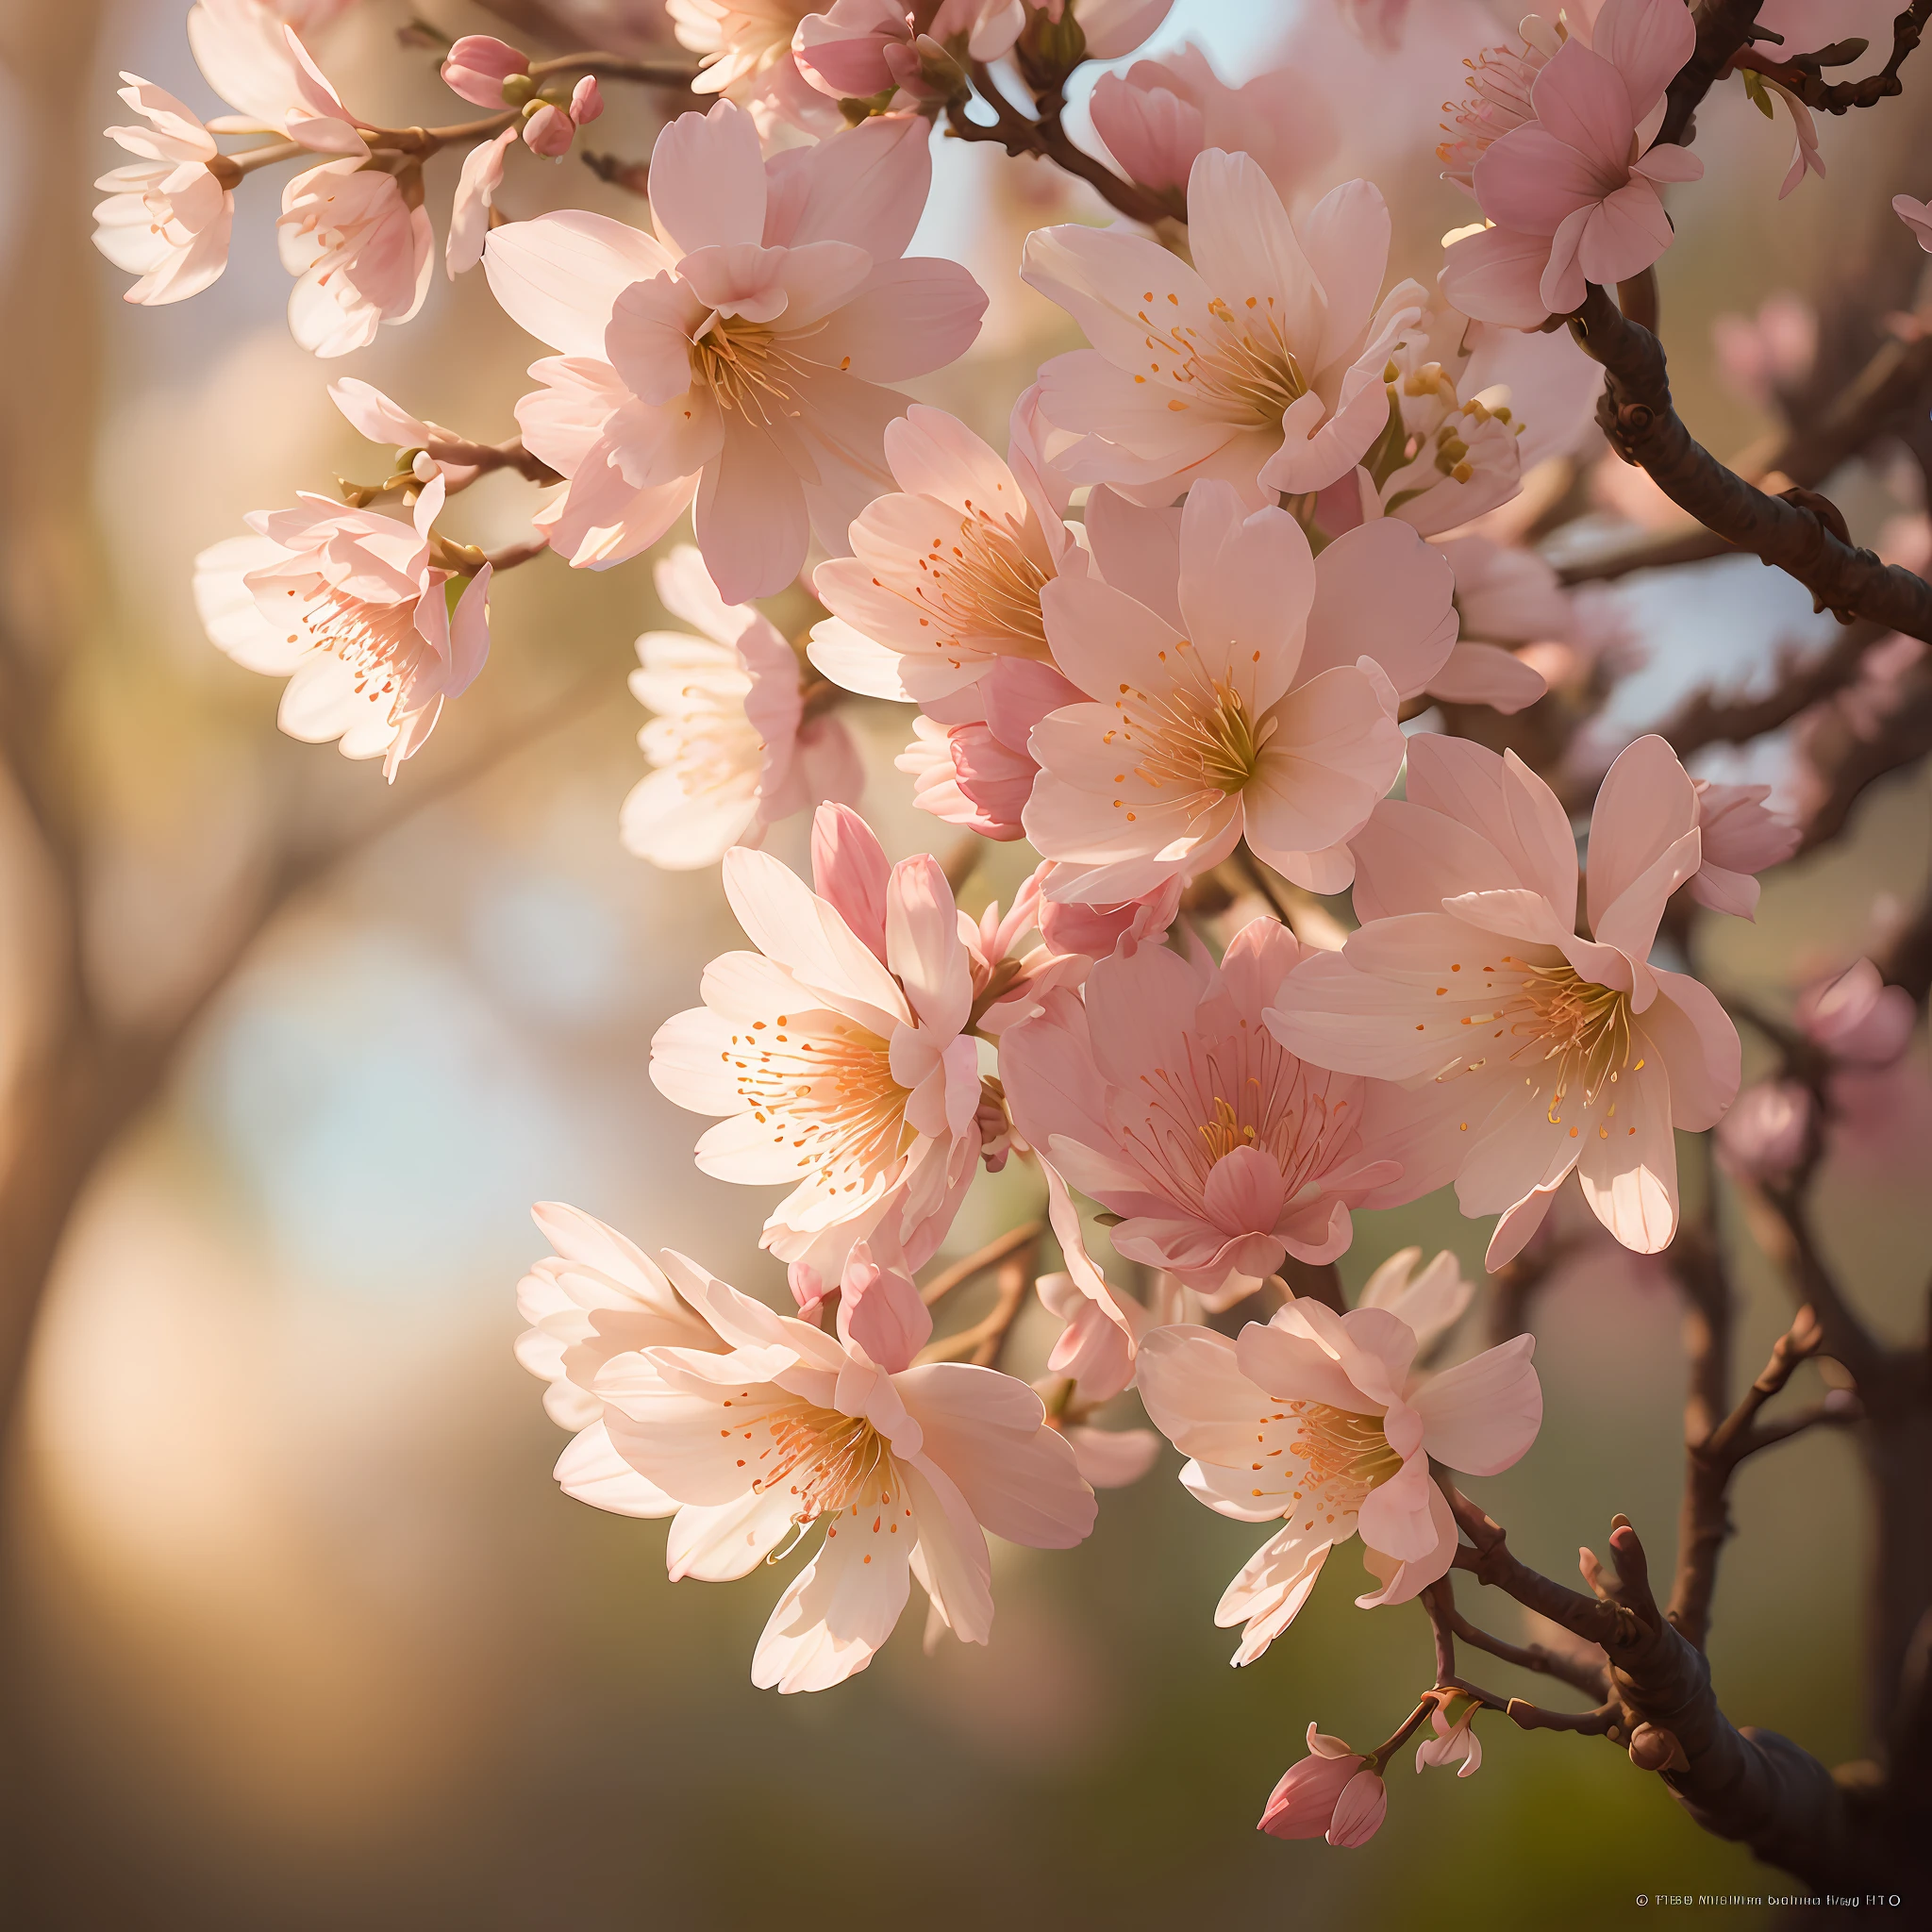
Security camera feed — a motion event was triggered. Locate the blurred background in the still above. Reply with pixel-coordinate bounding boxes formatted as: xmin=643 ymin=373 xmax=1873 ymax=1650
xmin=0 ymin=1 xmax=1926 ymax=1924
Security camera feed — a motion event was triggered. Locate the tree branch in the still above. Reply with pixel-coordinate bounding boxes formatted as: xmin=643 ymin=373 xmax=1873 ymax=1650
xmin=1735 ymin=2 xmax=1931 ymax=114
xmin=1569 ymin=285 xmax=1932 ymax=641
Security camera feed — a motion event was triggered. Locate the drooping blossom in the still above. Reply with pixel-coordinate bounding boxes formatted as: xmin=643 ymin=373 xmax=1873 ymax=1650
xmin=447 ymin=127 xmax=519 ymax=278
xmin=1023 ymin=151 xmax=1426 ymax=503
xmin=1415 ymin=1693 xmax=1484 ymax=1775
xmin=621 ymin=545 xmax=862 ymax=870
xmin=92 ymin=76 xmax=235 ymax=306
xmin=515 ymin=1202 xmax=729 ymax=1516
xmin=649 ymin=805 xmax=983 ymax=1278
xmin=1137 ymin=1297 xmax=1541 ymax=1661
xmin=588 ymin=1245 xmax=1095 ymax=1690
xmin=1001 ymin=920 xmax=1429 ymax=1300
xmin=810 ymin=398 xmax=1086 ymax=837
xmin=1268 ymin=733 xmax=1741 ymax=1267
xmin=278 ymin=158 xmax=434 ymax=358
xmin=1441 ymin=0 xmax=1701 ymax=329
xmin=1023 ymin=480 xmax=1456 ymax=903
xmin=668 ymin=0 xmax=842 ymax=133
xmin=1685 ymin=778 xmax=1798 ymax=918
xmin=1260 ymin=1724 xmax=1387 ymax=1846
xmin=192 ymin=475 xmax=491 ymax=779
xmin=186 ymin=0 xmax=366 ymax=155
xmin=1897 ymin=192 xmax=1932 ymax=253
xmin=485 ymin=103 xmax=986 ymax=598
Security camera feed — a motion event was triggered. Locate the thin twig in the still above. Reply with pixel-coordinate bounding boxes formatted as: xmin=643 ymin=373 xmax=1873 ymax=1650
xmin=918 ymin=1221 xmax=1043 ymax=1307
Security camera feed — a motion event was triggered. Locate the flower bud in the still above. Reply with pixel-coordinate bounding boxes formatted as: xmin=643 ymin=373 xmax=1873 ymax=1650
xmin=442 ymin=35 xmax=530 ymax=108
xmin=569 ymin=75 xmax=605 ymax=125
xmin=1715 ymin=1079 xmax=1811 ymax=1184
xmin=523 ymin=102 xmax=574 ymax=157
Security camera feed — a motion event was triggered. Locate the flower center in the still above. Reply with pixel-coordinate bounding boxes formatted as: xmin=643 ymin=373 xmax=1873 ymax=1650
xmin=723 ymin=1010 xmax=919 ymax=1186
xmin=1119 ymin=670 xmax=1274 ymax=801
xmin=910 ymin=513 xmax=1053 ymax=658
xmin=689 ymin=312 xmax=807 ymax=425
xmin=1288 ymin=1401 xmax=1405 ymax=1493
xmin=1134 ymin=290 xmax=1310 ymax=429
xmin=753 ymin=1407 xmax=890 ymax=1528
xmin=652 ymin=676 xmax=762 ymax=794
xmin=1514 ymin=961 xmax=1635 ymax=1122
xmin=278 ymin=582 xmax=429 ymax=719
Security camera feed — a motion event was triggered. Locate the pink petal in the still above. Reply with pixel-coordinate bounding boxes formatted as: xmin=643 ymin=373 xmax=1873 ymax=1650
xmin=1299 ymin=520 xmax=1457 ymax=700
xmin=1411 ymin=1334 xmax=1541 ymax=1474
xmin=648 ymin=101 xmax=767 ymax=257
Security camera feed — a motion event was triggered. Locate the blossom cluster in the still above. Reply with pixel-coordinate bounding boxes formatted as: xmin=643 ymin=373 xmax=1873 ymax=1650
xmin=102 ymin=0 xmax=1903 ymax=1860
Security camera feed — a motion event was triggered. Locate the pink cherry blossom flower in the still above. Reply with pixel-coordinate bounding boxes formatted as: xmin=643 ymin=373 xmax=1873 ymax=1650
xmin=897 ymin=714 xmax=1036 ymax=841
xmin=516 ymin=1203 xmax=731 ymax=1516
xmin=1260 ymin=1724 xmax=1387 ymax=1845
xmin=1269 ymin=734 xmax=1741 ymax=1267
xmin=622 ymin=545 xmax=862 ymax=870
xmin=186 ymin=0 xmax=366 ymax=156
xmin=446 ymin=127 xmax=519 ymax=278
xmin=649 ymin=805 xmax=984 ymax=1277
xmin=589 ymin=1247 xmax=1095 ymax=1690
xmin=1896 ymin=192 xmax=1932 ymax=252
xmin=1357 ymin=1245 xmax=1474 ymax=1348
xmin=1023 ymin=152 xmax=1426 ymax=503
xmin=792 ymin=0 xmax=990 ymax=104
xmin=1002 ymin=921 xmax=1432 ymax=1299
xmin=1023 ymin=480 xmax=1455 ymax=903
xmin=1714 ymin=1078 xmax=1811 ymax=1184
xmin=1415 ymin=1693 xmax=1484 ymax=1775
xmin=92 ymin=75 xmax=235 ymax=307
xmin=441 ymin=34 xmax=529 ymax=106
xmin=670 ymin=0 xmax=843 ymax=133
xmin=1137 ymin=1298 xmax=1541 ymax=1662
xmin=1089 ymin=44 xmax=1337 ymax=204
xmin=1797 ymin=958 xmax=1915 ymax=1066
xmin=485 ymin=103 xmax=986 ymax=599
xmin=1441 ymin=0 xmax=1702 ymax=329
xmin=192 ymin=475 xmax=491 ymax=780
xmin=278 ymin=158 xmax=434 ymax=358
xmin=525 ymin=76 xmax=605 ymax=158
xmin=809 ymin=400 xmax=1084 ymax=709
xmin=1685 ymin=778 xmax=1798 ymax=918
xmin=1436 ymin=6 xmax=1586 ymax=193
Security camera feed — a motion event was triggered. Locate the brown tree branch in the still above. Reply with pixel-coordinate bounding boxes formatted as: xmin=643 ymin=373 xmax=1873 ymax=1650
xmin=918 ymin=1221 xmax=1044 ymax=1307
xmin=1734 ymin=1 xmax=1931 ymax=113
xmin=1569 ymin=285 xmax=1932 ymax=641
xmin=1657 ymin=621 xmax=1890 ymax=765
xmin=1659 ymin=0 xmax=1770 ymax=147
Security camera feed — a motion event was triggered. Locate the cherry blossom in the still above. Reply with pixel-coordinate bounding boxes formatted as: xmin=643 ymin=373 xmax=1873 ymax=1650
xmin=1714 ymin=1078 xmax=1810 ymax=1184
xmin=1686 ymin=778 xmax=1798 ymax=918
xmin=1089 ymin=43 xmax=1337 ymax=205
xmin=441 ymin=34 xmax=530 ymax=106
xmin=485 ymin=102 xmax=986 ymax=597
xmin=1023 ymin=151 xmax=1425 ymax=502
xmin=186 ymin=0 xmax=366 ymax=156
xmin=1797 ymin=958 xmax=1915 ymax=1066
xmin=1893 ymin=192 xmax=1932 ymax=253
xmin=587 ymin=1246 xmax=1094 ymax=1690
xmin=621 ymin=545 xmax=862 ymax=870
xmin=1436 ymin=7 xmax=1574 ymax=193
xmin=1000 ymin=920 xmax=1426 ymax=1300
xmin=649 ymin=805 xmax=984 ymax=1277
xmin=516 ymin=1202 xmax=730 ymax=1516
xmin=92 ymin=76 xmax=235 ymax=307
xmin=1260 ymin=1724 xmax=1387 ymax=1846
xmin=1415 ymin=1693 xmax=1484 ymax=1775
xmin=1137 ymin=1295 xmax=1541 ymax=1661
xmin=192 ymin=475 xmax=491 ymax=779
xmin=1269 ymin=734 xmax=1741 ymax=1267
xmin=278 ymin=158 xmax=434 ymax=358
xmin=1023 ymin=479 xmax=1456 ymax=903
xmin=1441 ymin=0 xmax=1701 ymax=329
xmin=669 ymin=0 xmax=841 ymax=133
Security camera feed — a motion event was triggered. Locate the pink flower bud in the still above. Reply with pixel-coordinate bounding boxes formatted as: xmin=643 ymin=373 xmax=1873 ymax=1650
xmin=522 ymin=102 xmax=574 ymax=157
xmin=1036 ymin=874 xmax=1180 ymax=959
xmin=569 ymin=75 xmax=604 ymax=125
xmin=834 ymin=1243 xmax=931 ymax=1374
xmin=809 ymin=803 xmax=891 ymax=964
xmin=442 ymin=35 xmax=529 ymax=108
xmin=1325 ymin=1767 xmax=1390 ymax=1847
xmin=1089 ymin=71 xmax=1202 ymax=194
xmin=1258 ymin=1724 xmax=1372 ymax=1841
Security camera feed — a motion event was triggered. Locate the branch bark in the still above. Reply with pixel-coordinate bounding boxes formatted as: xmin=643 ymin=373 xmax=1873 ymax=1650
xmin=1569 ymin=286 xmax=1932 ymax=641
